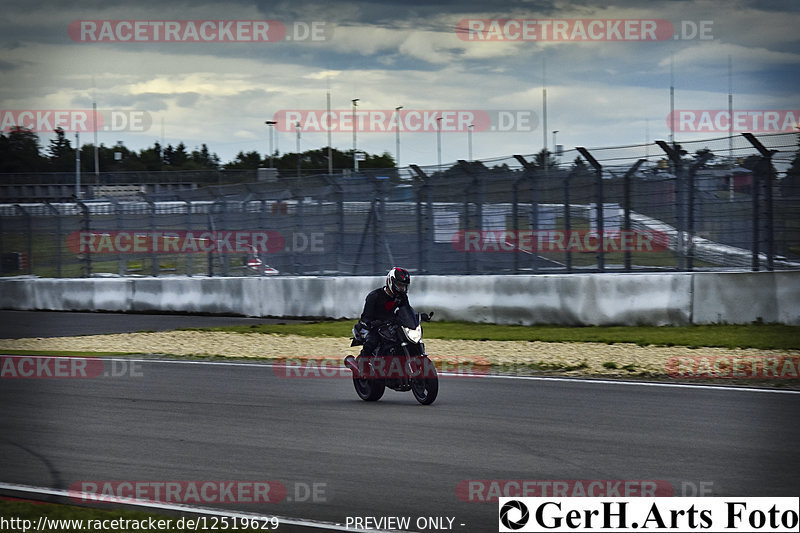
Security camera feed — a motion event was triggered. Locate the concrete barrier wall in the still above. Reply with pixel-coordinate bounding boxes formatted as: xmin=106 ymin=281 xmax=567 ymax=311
xmin=411 ymin=274 xmax=693 ymax=326
xmin=691 ymin=271 xmax=800 ymax=325
xmin=1 ymin=272 xmax=798 ymax=326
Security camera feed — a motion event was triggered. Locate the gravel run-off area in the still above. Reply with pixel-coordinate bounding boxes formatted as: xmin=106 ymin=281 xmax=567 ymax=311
xmin=2 ymin=331 xmax=799 ymax=387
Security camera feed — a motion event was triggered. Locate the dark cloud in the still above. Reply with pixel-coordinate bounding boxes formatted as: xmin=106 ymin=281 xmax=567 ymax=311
xmin=253 ymin=0 xmax=557 ymax=23
xmin=1 ymin=0 xmax=797 ymax=164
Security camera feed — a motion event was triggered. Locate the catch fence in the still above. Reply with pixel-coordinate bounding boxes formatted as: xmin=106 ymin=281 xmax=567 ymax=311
xmin=1 ymin=132 xmax=798 ymax=278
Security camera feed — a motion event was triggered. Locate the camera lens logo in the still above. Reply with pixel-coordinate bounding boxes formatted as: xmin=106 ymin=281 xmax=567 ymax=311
xmin=499 ymin=499 xmax=530 ymax=530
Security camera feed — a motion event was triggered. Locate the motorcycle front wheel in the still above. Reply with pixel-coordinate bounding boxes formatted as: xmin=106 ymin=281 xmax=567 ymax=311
xmin=411 ymin=366 xmax=438 ymax=405
xmin=353 ymin=377 xmax=385 ymax=401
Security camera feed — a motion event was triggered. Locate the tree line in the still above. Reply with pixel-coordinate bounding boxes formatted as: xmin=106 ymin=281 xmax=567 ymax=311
xmin=1 ymin=126 xmax=798 ymax=195
xmin=0 ymin=126 xmax=395 ymax=173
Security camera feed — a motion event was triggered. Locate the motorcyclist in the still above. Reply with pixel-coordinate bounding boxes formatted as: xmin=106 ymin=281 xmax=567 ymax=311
xmin=356 ymin=267 xmax=411 ymax=357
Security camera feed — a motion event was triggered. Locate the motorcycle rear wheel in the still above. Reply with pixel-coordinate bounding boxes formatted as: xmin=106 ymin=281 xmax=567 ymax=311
xmin=353 ymin=377 xmax=385 ymax=401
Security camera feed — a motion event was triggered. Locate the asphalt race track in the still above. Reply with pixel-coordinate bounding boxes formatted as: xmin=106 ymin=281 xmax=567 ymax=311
xmin=1 ymin=312 xmax=799 ymax=531
xmin=0 ymin=310 xmax=304 ymax=339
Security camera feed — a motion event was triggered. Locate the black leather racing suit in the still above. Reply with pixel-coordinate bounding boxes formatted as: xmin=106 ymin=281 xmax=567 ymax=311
xmin=358 ymin=287 xmax=407 ymax=356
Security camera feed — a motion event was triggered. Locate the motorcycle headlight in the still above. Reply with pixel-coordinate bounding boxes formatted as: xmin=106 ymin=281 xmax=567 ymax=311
xmin=403 ymin=325 xmax=423 ymax=344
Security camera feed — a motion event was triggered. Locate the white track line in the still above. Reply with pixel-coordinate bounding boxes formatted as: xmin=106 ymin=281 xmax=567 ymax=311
xmin=124 ymin=357 xmax=800 ymax=395
xmin=3 ymin=355 xmax=799 ymax=395
xmin=0 ymin=482 xmax=417 ymax=533
xmin=474 ymin=373 xmax=800 ymax=394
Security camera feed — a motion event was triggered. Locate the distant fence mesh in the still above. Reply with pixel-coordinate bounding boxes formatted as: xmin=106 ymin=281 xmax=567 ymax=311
xmin=1 ymin=132 xmax=798 ymax=277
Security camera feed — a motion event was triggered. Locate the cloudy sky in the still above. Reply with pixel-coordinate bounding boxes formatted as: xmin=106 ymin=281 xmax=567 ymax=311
xmin=1 ymin=0 xmax=798 ymax=168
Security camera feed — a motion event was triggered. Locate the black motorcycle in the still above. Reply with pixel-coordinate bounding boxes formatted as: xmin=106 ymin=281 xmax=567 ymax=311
xmin=344 ymin=303 xmax=438 ymax=405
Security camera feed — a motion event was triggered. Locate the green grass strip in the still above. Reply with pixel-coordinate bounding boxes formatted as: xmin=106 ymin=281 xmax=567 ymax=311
xmin=0 ymin=350 xmax=140 ymax=357
xmin=180 ymin=321 xmax=800 ymax=351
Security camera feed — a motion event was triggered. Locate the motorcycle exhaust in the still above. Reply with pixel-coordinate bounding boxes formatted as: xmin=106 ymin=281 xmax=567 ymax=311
xmin=344 ymin=355 xmax=361 ymax=376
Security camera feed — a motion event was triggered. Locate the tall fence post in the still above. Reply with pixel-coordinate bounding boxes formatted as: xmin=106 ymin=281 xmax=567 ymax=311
xmin=352 ymin=199 xmax=376 ymax=275
xmin=117 ymin=199 xmax=126 ymax=277
xmin=623 ymin=159 xmax=646 ymax=272
xmin=377 ymin=177 xmax=393 ymax=270
xmin=14 ymin=205 xmax=33 ymax=276
xmin=76 ymin=200 xmax=92 ymax=277
xmin=410 ymin=165 xmax=429 ymax=274
xmin=655 ymin=141 xmax=684 ymax=270
xmin=763 ymin=160 xmax=774 ymax=272
xmin=220 ymin=200 xmax=230 ymax=276
xmin=458 ymin=161 xmax=483 ymax=274
xmin=751 ymin=160 xmax=761 ymax=271
xmin=509 ymin=161 xmax=528 ymax=274
xmin=576 ymin=148 xmax=604 ymax=272
xmin=206 ymin=204 xmax=217 ymax=277
xmin=687 ymin=154 xmax=713 ymax=271
xmin=330 ymin=178 xmax=344 ymax=275
xmin=564 ymin=169 xmax=574 ymax=273
xmin=103 ymin=196 xmax=125 ymax=276
xmin=513 ymin=155 xmax=538 ymax=273
xmin=463 ymin=170 xmax=472 ymax=275
xmin=139 ymin=195 xmax=159 ymax=277
xmin=373 ymin=181 xmax=381 ymax=273
xmin=255 ymin=199 xmax=267 ymax=277
xmin=186 ymin=200 xmax=196 ymax=277
xmin=742 ymin=133 xmax=777 ymax=271
xmin=44 ymin=202 xmax=63 ymax=277
xmin=296 ymin=194 xmax=305 ymax=276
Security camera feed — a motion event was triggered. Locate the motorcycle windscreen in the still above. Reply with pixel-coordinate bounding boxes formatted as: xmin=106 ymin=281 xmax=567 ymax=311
xmin=394 ymin=303 xmax=420 ymax=329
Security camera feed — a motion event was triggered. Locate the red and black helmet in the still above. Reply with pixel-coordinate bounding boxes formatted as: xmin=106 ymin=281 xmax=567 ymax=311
xmin=385 ymin=267 xmax=410 ymax=297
